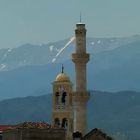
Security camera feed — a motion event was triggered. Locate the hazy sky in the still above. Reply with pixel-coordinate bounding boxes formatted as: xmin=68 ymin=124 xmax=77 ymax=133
xmin=0 ymin=0 xmax=140 ymax=48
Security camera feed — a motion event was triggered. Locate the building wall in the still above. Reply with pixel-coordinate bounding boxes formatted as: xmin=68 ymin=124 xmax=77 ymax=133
xmin=3 ymin=128 xmax=66 ymax=140
xmin=0 ymin=133 xmax=2 ymax=140
xmin=2 ymin=129 xmax=19 ymax=140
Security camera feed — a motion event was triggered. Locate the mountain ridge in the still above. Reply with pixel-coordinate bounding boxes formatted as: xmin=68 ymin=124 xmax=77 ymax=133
xmin=0 ymin=35 xmax=140 ymax=71
xmin=0 ymin=35 xmax=140 ymax=99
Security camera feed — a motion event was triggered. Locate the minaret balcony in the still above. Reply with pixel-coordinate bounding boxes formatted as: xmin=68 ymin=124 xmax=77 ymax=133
xmin=72 ymin=53 xmax=89 ymax=63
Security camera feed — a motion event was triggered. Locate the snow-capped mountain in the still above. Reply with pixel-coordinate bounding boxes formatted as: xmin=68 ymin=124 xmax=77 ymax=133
xmin=0 ymin=35 xmax=140 ymax=100
xmin=0 ymin=35 xmax=140 ymax=71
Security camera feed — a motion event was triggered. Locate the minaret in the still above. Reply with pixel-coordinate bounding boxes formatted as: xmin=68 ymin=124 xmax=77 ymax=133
xmin=72 ymin=21 xmax=90 ymax=135
xmin=52 ymin=66 xmax=73 ymax=140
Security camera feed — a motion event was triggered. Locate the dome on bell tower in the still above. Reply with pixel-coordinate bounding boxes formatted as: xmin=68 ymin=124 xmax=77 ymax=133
xmin=55 ymin=65 xmax=70 ymax=82
xmin=56 ymin=73 xmax=70 ymax=82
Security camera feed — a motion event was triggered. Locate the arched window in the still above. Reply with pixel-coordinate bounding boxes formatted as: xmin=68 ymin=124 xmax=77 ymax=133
xmin=62 ymin=118 xmax=68 ymax=128
xmin=55 ymin=92 xmax=60 ymax=105
xmin=61 ymin=92 xmax=67 ymax=105
xmin=54 ymin=118 xmax=60 ymax=127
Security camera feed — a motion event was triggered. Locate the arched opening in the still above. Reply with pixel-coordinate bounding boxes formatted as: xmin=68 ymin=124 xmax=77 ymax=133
xmin=55 ymin=92 xmax=60 ymax=105
xmin=62 ymin=118 xmax=68 ymax=128
xmin=54 ymin=118 xmax=60 ymax=127
xmin=61 ymin=92 xmax=67 ymax=105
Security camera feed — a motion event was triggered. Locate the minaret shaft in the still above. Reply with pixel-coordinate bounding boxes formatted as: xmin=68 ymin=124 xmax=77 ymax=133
xmin=75 ymin=63 xmax=86 ymax=92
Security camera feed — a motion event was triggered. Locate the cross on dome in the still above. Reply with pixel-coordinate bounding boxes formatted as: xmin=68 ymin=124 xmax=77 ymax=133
xmin=62 ymin=64 xmax=64 ymax=73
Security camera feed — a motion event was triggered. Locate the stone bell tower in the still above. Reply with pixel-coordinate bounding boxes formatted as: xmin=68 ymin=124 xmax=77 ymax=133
xmin=52 ymin=66 xmax=73 ymax=140
xmin=72 ymin=22 xmax=90 ymax=135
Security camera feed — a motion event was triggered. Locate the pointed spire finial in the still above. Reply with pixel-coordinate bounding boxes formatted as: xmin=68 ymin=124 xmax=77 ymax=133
xmin=61 ymin=64 xmax=64 ymax=73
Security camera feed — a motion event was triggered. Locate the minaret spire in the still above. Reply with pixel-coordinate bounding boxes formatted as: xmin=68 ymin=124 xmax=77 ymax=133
xmin=80 ymin=12 xmax=82 ymax=23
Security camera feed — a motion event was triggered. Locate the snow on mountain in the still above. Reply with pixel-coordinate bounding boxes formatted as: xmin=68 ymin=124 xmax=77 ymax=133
xmin=51 ymin=37 xmax=75 ymax=63
xmin=52 ymin=58 xmax=56 ymax=63
xmin=91 ymin=42 xmax=94 ymax=45
xmin=49 ymin=45 xmax=54 ymax=52
xmin=55 ymin=48 xmax=60 ymax=52
xmin=0 ymin=64 xmax=7 ymax=70
xmin=97 ymin=40 xmax=101 ymax=44
xmin=8 ymin=49 xmax=12 ymax=52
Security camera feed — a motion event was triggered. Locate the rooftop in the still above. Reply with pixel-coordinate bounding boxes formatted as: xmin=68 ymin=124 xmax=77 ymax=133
xmin=0 ymin=122 xmax=56 ymax=132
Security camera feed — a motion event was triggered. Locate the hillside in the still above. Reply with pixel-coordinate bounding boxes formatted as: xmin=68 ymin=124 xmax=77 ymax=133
xmin=0 ymin=91 xmax=140 ymax=139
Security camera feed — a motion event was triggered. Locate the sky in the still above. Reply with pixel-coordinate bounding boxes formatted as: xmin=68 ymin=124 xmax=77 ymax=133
xmin=0 ymin=0 xmax=140 ymax=49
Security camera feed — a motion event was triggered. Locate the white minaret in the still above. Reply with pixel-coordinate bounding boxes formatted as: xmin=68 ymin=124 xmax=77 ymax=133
xmin=72 ymin=21 xmax=90 ymax=135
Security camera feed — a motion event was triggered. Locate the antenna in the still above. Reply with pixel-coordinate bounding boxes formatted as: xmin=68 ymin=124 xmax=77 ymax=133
xmin=80 ymin=12 xmax=82 ymax=23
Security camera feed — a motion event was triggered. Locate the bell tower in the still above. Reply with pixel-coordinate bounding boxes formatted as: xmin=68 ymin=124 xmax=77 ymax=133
xmin=72 ymin=22 xmax=90 ymax=135
xmin=52 ymin=66 xmax=73 ymax=140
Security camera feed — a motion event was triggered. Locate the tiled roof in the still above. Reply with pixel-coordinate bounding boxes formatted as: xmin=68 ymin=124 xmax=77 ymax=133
xmin=0 ymin=122 xmax=56 ymax=132
xmin=0 ymin=125 xmax=13 ymax=132
xmin=83 ymin=128 xmax=114 ymax=140
xmin=15 ymin=122 xmax=55 ymax=129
